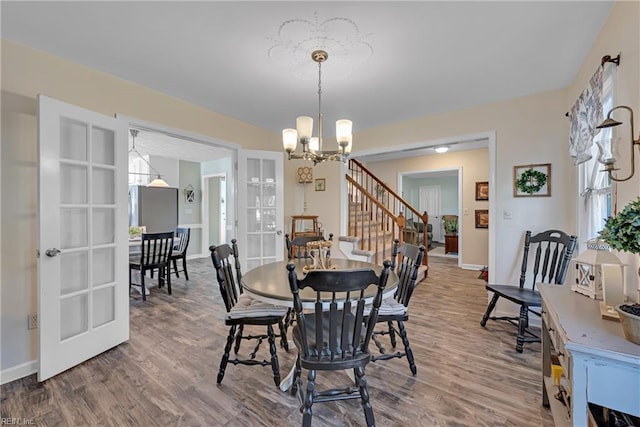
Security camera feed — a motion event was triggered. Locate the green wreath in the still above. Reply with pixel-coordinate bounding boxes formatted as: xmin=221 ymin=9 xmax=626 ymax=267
xmin=516 ymin=168 xmax=547 ymax=194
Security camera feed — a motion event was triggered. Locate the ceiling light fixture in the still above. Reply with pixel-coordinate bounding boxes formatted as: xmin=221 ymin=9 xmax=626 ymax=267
xmin=595 ymin=105 xmax=639 ymax=182
xmin=435 ymin=146 xmax=449 ymax=154
xmin=128 ymin=129 xmax=169 ymax=187
xmin=282 ymin=50 xmax=352 ymax=165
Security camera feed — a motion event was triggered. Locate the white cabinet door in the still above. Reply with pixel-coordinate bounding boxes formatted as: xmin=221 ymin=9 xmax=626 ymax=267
xmin=38 ymin=95 xmax=129 ymax=381
xmin=237 ymin=150 xmax=284 ymax=271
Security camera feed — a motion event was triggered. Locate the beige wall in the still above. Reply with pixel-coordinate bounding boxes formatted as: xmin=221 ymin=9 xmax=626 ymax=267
xmin=1 ymin=40 xmax=280 ymax=150
xmin=0 ymin=40 xmax=279 ymax=378
xmin=283 ymin=159 xmax=343 ymax=247
xmin=2 ymin=0 xmax=638 ymax=379
xmin=351 ymin=87 xmax=573 ymax=286
xmin=365 ymin=148 xmax=489 ymax=267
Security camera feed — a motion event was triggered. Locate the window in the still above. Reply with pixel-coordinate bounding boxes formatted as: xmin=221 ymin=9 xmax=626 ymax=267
xmin=576 ymin=63 xmax=616 ymax=250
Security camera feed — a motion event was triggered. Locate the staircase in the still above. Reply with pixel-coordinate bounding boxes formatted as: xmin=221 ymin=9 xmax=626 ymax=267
xmin=340 ymin=159 xmax=429 ymax=274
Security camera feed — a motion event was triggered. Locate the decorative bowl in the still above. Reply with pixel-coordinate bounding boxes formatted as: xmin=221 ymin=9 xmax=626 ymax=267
xmin=615 ymin=303 xmax=640 ymax=345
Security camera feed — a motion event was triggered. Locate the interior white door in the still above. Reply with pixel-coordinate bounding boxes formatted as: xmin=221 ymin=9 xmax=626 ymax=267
xmin=38 ymin=95 xmax=129 ymax=381
xmin=420 ymin=186 xmax=442 ymax=242
xmin=237 ymin=150 xmax=284 ymax=270
xmin=203 ymin=174 xmax=227 ymax=250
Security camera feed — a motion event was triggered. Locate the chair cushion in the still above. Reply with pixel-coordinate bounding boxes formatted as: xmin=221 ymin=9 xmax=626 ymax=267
xmin=486 ymin=284 xmax=541 ymax=306
xmin=363 ymin=296 xmax=406 ymax=317
xmin=227 ymin=294 xmax=288 ymax=320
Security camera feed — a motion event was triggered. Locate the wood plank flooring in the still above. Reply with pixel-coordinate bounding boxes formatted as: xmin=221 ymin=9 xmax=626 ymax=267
xmin=1 ymin=257 xmax=554 ymax=426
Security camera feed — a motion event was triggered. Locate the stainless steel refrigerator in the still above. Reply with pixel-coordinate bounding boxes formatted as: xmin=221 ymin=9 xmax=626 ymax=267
xmin=129 ymin=185 xmax=178 ymax=233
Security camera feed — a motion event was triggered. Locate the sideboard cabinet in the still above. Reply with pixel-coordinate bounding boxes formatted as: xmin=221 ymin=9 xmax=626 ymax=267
xmin=539 ymin=285 xmax=640 ymax=426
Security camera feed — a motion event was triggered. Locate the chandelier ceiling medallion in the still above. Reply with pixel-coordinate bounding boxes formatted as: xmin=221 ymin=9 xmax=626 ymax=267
xmin=282 ymin=49 xmax=352 ymax=164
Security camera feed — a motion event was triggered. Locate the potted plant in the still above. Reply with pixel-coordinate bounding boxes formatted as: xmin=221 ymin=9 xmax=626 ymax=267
xmin=129 ymin=226 xmax=142 ymax=240
xmin=443 ymin=216 xmax=459 ymax=236
xmin=598 ymin=196 xmax=640 ymax=344
xmin=598 ymin=196 xmax=640 ymax=255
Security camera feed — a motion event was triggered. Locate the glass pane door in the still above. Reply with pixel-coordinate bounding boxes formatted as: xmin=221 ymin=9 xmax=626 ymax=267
xmin=237 ymin=150 xmax=284 ymax=271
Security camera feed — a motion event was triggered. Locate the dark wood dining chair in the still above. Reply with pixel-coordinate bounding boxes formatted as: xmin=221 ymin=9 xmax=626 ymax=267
xmin=170 ymin=227 xmax=190 ymax=280
xmin=129 ymin=232 xmax=174 ymax=301
xmin=285 ymin=234 xmax=322 ymax=260
xmin=283 ymin=233 xmax=334 ymax=333
xmin=210 ymin=240 xmax=289 ymax=386
xmin=286 ymin=260 xmax=391 ymax=427
xmin=369 ymin=240 xmax=425 ymax=375
xmin=480 ymin=230 xmax=577 ymax=352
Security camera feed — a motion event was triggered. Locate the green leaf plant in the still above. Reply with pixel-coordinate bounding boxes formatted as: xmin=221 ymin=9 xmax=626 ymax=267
xmin=598 ymin=197 xmax=640 ymax=255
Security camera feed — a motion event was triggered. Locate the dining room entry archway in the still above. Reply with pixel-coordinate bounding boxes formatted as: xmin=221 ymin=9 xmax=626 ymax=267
xmin=117 ymin=114 xmax=239 ymax=260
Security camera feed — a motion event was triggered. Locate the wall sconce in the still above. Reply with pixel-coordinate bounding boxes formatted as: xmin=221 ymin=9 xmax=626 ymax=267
xmin=595 ymin=105 xmax=640 ymax=182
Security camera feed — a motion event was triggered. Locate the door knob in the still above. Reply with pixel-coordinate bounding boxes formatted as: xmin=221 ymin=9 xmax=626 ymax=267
xmin=276 ymin=230 xmax=283 ymax=236
xmin=45 ymin=248 xmax=61 ymax=257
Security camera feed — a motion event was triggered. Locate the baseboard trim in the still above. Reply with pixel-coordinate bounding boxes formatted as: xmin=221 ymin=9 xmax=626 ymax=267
xmin=462 ymin=263 xmax=484 ymax=270
xmin=1 ymin=360 xmax=37 ymax=385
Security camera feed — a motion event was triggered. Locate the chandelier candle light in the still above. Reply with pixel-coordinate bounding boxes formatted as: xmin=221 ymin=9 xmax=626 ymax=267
xmin=282 ymin=50 xmax=353 ymax=164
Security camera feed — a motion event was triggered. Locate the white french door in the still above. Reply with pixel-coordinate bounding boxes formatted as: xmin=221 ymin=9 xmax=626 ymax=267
xmin=237 ymin=150 xmax=285 ymax=271
xmin=38 ymin=95 xmax=129 ymax=381
xmin=420 ymin=186 xmax=442 ymax=242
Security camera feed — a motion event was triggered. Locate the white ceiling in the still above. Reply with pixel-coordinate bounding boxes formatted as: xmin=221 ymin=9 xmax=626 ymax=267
xmin=2 ymin=1 xmax=613 ymax=141
xmin=131 ymin=129 xmax=232 ymax=163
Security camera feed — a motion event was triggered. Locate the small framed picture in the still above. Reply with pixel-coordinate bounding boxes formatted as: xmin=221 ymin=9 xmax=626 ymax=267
xmin=514 ymin=163 xmax=551 ymax=197
xmin=475 ymin=181 xmax=489 ymax=201
xmin=315 ymin=178 xmax=326 ymax=192
xmin=475 ymin=209 xmax=489 ymax=228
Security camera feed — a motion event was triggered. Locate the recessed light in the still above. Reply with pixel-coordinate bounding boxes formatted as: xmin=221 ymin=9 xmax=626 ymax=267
xmin=435 ymin=146 xmax=449 ymax=154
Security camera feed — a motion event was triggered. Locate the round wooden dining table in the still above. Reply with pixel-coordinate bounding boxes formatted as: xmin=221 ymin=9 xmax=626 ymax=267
xmin=241 ymin=258 xmax=398 ymax=308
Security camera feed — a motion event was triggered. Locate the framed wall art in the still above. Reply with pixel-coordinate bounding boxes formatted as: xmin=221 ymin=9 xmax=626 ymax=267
xmin=475 ymin=209 xmax=489 ymax=228
xmin=184 ymin=184 xmax=195 ymax=204
xmin=475 ymin=181 xmax=489 ymax=201
xmin=513 ymin=163 xmax=551 ymax=197
xmin=315 ymin=178 xmax=326 ymax=192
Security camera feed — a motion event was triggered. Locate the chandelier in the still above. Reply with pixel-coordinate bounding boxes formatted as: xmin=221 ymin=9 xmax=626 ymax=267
xmin=282 ymin=50 xmax=353 ymax=165
xmin=128 ymin=129 xmax=169 ymax=187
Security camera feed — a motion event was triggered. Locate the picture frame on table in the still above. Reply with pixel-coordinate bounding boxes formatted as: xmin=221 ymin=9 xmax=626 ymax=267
xmin=475 ymin=181 xmax=489 ymax=201
xmin=475 ymin=210 xmax=489 ymax=228
xmin=513 ymin=163 xmax=551 ymax=197
xmin=315 ymin=178 xmax=326 ymax=192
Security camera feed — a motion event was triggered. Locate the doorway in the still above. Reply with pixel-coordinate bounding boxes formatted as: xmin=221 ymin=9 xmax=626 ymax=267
xmin=120 ymin=115 xmax=238 ymax=259
xmin=352 ymin=132 xmax=494 ymax=272
xmin=400 ymin=168 xmax=461 ymax=262
xmin=202 ymin=173 xmax=227 ymax=251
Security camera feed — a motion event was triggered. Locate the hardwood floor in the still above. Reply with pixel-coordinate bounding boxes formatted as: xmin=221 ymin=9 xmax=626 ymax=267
xmin=1 ymin=257 xmax=554 ymax=426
